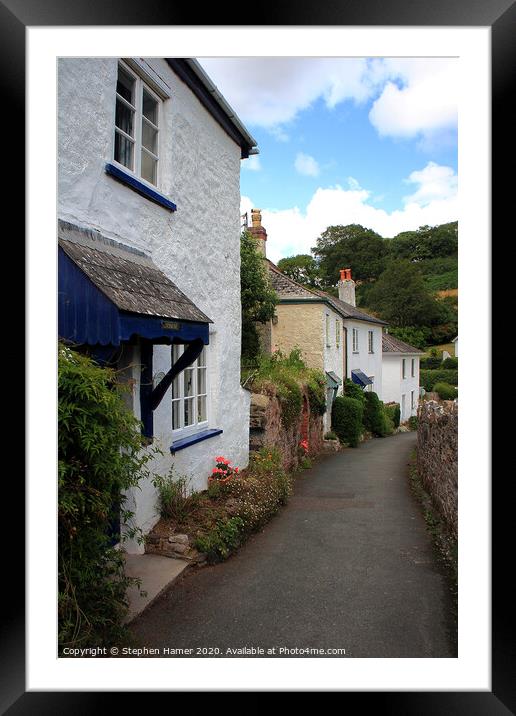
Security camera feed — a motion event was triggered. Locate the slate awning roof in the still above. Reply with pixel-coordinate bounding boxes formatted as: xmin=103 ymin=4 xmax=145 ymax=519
xmin=267 ymin=260 xmax=387 ymax=326
xmin=58 ymin=221 xmax=212 ymax=347
xmin=326 ymin=371 xmax=343 ymax=388
xmin=351 ymin=369 xmax=373 ymax=387
xmin=382 ymin=333 xmax=424 ymax=355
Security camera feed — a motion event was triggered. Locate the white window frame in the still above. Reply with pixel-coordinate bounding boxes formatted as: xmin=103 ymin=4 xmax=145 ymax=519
xmin=113 ymin=60 xmax=162 ymax=188
xmin=352 ymin=328 xmax=359 ymax=353
xmin=171 ymin=345 xmax=209 ymax=439
xmin=402 ymin=358 xmax=406 ymax=379
xmin=335 ymin=319 xmax=341 ymax=349
xmin=368 ymin=330 xmax=374 ymax=353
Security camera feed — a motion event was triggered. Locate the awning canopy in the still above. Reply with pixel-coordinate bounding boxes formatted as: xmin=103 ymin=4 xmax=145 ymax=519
xmin=351 ymin=369 xmax=373 ymax=387
xmin=326 ymin=371 xmax=343 ymax=389
xmin=58 ymin=222 xmax=212 ymax=347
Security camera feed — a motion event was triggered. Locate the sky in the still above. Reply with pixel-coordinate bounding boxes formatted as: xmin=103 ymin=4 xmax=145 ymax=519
xmin=199 ymin=58 xmax=458 ymax=263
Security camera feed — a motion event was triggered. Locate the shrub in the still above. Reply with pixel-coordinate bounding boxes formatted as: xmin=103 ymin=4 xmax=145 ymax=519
xmin=408 ymin=416 xmax=418 ymax=430
xmin=331 ymin=396 xmax=364 ymax=447
xmin=442 ymin=356 xmax=458 ymax=369
xmin=306 ymin=370 xmax=327 ymax=416
xmin=420 ymin=355 xmax=443 ymax=370
xmin=275 ymin=374 xmax=303 ymax=428
xmin=58 ymin=344 xmax=158 ymax=649
xmin=363 ymin=391 xmax=389 ymax=437
xmin=153 ymin=471 xmax=201 ymax=522
xmin=324 ymin=431 xmax=338 ymax=440
xmin=343 ymin=378 xmax=366 ymax=405
xmin=384 ymin=402 xmax=401 ymax=428
xmin=433 ymin=382 xmax=457 ymax=400
xmin=194 ymin=517 xmax=245 ymax=563
xmin=420 ymin=369 xmax=458 ymax=392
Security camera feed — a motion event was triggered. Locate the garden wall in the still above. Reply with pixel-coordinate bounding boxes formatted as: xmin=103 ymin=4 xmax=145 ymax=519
xmin=417 ymin=400 xmax=458 ymax=538
xmin=249 ymin=387 xmax=324 ymax=471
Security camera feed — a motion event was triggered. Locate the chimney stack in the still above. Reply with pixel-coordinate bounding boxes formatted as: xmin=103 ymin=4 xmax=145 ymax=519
xmin=338 ymin=267 xmax=356 ymax=306
xmin=248 ymin=208 xmax=267 ymax=256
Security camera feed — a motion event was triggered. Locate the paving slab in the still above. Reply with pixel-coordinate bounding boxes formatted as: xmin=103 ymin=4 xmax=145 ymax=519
xmin=124 ymin=553 xmax=189 ymax=623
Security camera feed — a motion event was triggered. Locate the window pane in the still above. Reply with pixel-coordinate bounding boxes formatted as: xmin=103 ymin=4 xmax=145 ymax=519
xmin=197 ymin=367 xmax=206 ymax=395
xmin=141 ymin=150 xmax=157 ymax=185
xmin=197 ymin=395 xmax=207 ymax=423
xmin=114 ymin=131 xmax=134 ymax=169
xmin=172 ymin=400 xmax=181 ymax=430
xmin=197 ymin=347 xmax=206 ymax=368
xmin=184 ymin=398 xmax=194 ymax=426
xmin=115 ymin=97 xmax=134 ymax=136
xmin=117 ymin=66 xmax=135 ymax=104
xmin=184 ymin=368 xmax=194 ymax=398
xmin=142 ymin=119 xmax=158 ymax=153
xmin=143 ymin=89 xmax=158 ymax=124
xmin=172 ymin=372 xmax=180 ymax=399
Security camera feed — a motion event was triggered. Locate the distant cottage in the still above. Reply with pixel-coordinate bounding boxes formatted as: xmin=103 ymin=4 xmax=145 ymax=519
xmin=58 ymin=58 xmax=257 ymax=552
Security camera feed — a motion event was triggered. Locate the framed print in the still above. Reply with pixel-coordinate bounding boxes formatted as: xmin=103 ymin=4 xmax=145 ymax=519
xmin=9 ymin=0 xmax=512 ymax=709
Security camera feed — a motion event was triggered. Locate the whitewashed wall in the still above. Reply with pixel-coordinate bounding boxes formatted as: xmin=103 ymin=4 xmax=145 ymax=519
xmin=58 ymin=58 xmax=250 ymax=553
xmin=382 ymin=355 xmax=420 ymax=422
xmin=345 ymin=320 xmax=383 ymax=399
xmin=322 ymin=307 xmax=346 ymax=432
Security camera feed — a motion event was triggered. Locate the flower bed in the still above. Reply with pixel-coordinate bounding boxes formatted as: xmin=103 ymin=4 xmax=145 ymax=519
xmin=146 ymin=448 xmax=292 ymax=564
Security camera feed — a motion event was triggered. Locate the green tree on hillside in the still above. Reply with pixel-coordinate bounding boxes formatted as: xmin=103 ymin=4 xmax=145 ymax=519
xmin=312 ymin=224 xmax=389 ymax=284
xmin=389 ymin=222 xmax=458 ymax=262
xmin=366 ymin=260 xmax=445 ymax=327
xmin=240 ymin=230 xmax=277 ymax=358
xmin=277 ymin=254 xmax=322 ymax=288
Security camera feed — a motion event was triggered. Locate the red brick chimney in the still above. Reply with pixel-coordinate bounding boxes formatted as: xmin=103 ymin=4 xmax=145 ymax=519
xmin=248 ymin=208 xmax=267 ymax=256
xmin=338 ymin=267 xmax=356 ymax=306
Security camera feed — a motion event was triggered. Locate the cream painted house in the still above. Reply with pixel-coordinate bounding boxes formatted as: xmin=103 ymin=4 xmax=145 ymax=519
xmin=381 ymin=334 xmax=424 ymax=422
xmin=58 ymin=58 xmax=257 ymax=552
xmin=247 ymin=211 xmax=386 ymax=432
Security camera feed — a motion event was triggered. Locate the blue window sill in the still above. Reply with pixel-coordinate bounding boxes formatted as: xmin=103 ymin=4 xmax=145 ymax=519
xmin=105 ymin=162 xmax=177 ymax=212
xmin=170 ymin=428 xmax=223 ymax=454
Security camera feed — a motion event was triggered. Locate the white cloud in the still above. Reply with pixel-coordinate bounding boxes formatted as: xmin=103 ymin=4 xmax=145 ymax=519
xmin=199 ymin=57 xmax=457 ymax=146
xmin=403 ymin=161 xmax=458 ymax=206
xmin=240 ymin=163 xmax=458 ymax=263
xmin=242 ymin=154 xmax=262 ymax=172
xmin=294 ymin=152 xmax=320 ymax=177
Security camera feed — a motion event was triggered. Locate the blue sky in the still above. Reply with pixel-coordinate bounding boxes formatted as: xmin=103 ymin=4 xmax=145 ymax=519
xmin=199 ymin=58 xmax=458 ymax=262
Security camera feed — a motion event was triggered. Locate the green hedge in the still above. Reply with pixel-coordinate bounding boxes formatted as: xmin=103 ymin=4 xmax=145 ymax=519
xmin=433 ymin=382 xmax=458 ymax=400
xmin=363 ymin=392 xmax=390 ymax=436
xmin=384 ymin=402 xmax=401 ymax=429
xmin=420 ymin=369 xmax=458 ymax=392
xmin=442 ymin=356 xmax=458 ymax=369
xmin=420 ymin=356 xmax=442 ymax=370
xmin=343 ymin=378 xmax=366 ymax=404
xmin=332 ymin=396 xmax=364 ymax=447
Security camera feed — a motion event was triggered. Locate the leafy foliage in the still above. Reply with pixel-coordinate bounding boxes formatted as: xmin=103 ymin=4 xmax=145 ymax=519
xmin=240 ymin=229 xmax=278 ymax=358
xmin=384 ymin=402 xmax=401 ymax=429
xmin=389 ymin=326 xmax=430 ymax=350
xmin=363 ymin=391 xmax=391 ymax=437
xmin=433 ymin=382 xmax=458 ymax=400
xmin=331 ymin=396 xmax=364 ymax=447
xmin=58 ymin=344 xmax=158 ymax=649
xmin=312 ymin=224 xmax=389 ymax=283
xmin=153 ymin=470 xmax=200 ymax=522
xmin=420 ymin=369 xmax=458 ymax=392
xmin=343 ymin=378 xmax=366 ymax=404
xmin=442 ymin=356 xmax=458 ymax=370
xmin=277 ymin=254 xmax=322 ymax=288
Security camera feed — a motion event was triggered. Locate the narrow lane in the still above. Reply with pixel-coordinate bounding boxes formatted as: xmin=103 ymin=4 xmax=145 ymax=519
xmin=129 ymin=432 xmax=455 ymax=657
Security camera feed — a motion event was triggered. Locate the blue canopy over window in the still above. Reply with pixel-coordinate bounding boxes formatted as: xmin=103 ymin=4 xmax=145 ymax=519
xmin=351 ymin=369 xmax=373 ymax=387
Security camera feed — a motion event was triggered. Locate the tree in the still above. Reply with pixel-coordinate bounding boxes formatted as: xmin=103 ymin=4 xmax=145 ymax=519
xmin=312 ymin=224 xmax=389 ymax=284
xmin=240 ymin=230 xmax=277 ymax=358
xmin=366 ymin=260 xmax=444 ymax=327
xmin=389 ymin=222 xmax=458 ymax=262
xmin=276 ymin=254 xmax=322 ymax=288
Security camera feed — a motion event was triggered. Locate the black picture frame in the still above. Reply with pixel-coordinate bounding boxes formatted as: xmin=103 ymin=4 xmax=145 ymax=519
xmin=10 ymin=0 xmax=510 ymax=709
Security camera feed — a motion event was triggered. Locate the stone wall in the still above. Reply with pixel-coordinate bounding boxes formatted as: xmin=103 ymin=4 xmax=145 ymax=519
xmin=250 ymin=387 xmax=324 ymax=471
xmin=417 ymin=400 xmax=458 ymax=538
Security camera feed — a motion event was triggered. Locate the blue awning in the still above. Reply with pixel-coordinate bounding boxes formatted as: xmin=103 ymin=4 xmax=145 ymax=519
xmin=351 ymin=369 xmax=373 ymax=387
xmin=58 ymin=237 xmax=211 ymax=347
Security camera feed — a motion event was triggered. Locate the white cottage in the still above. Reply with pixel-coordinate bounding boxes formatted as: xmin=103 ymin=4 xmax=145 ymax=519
xmin=381 ymin=333 xmax=424 ymax=422
xmin=58 ymin=57 xmax=257 ymax=552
